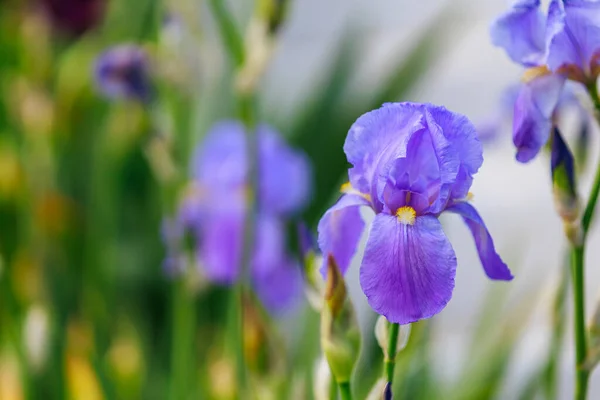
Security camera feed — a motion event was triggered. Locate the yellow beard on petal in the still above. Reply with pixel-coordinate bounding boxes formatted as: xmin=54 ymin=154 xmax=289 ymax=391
xmin=395 ymin=206 xmax=416 ymax=225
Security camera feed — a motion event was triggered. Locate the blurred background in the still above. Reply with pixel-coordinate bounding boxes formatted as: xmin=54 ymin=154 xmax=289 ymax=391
xmin=0 ymin=0 xmax=599 ymax=399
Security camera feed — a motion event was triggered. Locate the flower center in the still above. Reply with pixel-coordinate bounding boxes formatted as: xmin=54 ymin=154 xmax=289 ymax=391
xmin=395 ymin=206 xmax=416 ymax=225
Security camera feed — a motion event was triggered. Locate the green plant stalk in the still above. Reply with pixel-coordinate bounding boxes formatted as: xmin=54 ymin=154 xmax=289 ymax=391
xmin=207 ymin=0 xmax=251 ymax=396
xmin=568 ymin=80 xmax=600 ymax=400
xmin=385 ymin=323 xmax=400 ymax=383
xmin=338 ymin=381 xmax=352 ymax=400
xmin=208 ymin=0 xmax=245 ymax=68
xmin=583 ymin=82 xmax=600 ymax=234
xmin=329 ymin=374 xmax=338 ymax=400
xmin=571 ymin=246 xmax=589 ymax=400
xmin=168 ymin=280 xmax=196 ymax=400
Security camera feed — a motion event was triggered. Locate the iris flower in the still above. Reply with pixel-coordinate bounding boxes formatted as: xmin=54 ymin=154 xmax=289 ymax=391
xmin=490 ymin=0 xmax=600 ymax=162
xmin=170 ymin=121 xmax=311 ymax=313
xmin=94 ymin=45 xmax=153 ymax=103
xmin=317 ymin=103 xmax=513 ymax=324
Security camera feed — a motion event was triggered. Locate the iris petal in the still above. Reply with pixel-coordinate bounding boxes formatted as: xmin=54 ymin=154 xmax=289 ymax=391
xmin=547 ymin=0 xmax=600 ymax=80
xmin=344 ymin=103 xmax=425 ymax=202
xmin=359 ymin=214 xmax=457 ymax=324
xmin=490 ymin=0 xmax=546 ymax=67
xmin=259 ymin=126 xmax=312 ymax=215
xmin=513 ymin=73 xmax=565 ymax=162
xmin=317 ymin=194 xmax=371 ymax=276
xmin=445 ymin=202 xmax=513 ymax=281
xmin=198 ymin=212 xmax=243 ymax=284
xmin=191 ymin=121 xmax=311 ymax=215
xmin=253 ymin=214 xmax=301 ymax=313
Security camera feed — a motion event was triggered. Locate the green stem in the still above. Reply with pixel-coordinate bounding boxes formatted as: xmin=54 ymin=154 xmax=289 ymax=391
xmin=328 ymin=374 xmax=338 ymax=400
xmin=168 ymin=280 xmax=196 ymax=400
xmin=385 ymin=323 xmax=400 ymax=383
xmin=583 ymin=81 xmax=600 ymax=235
xmin=207 ymin=0 xmax=245 ymax=68
xmin=566 ymin=80 xmax=600 ymax=400
xmin=582 ymin=157 xmax=600 ymax=234
xmin=208 ymin=1 xmax=254 ymax=397
xmin=338 ymin=381 xmax=352 ymax=400
xmin=571 ymin=246 xmax=589 ymax=400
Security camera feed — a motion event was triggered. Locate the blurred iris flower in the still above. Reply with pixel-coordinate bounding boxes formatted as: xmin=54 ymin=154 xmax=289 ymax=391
xmin=94 ymin=45 xmax=153 ymax=103
xmin=490 ymin=0 xmax=600 ymax=162
xmin=477 ymin=82 xmax=589 ymax=145
xmin=317 ymin=103 xmax=512 ymax=324
xmin=166 ymin=121 xmax=311 ymax=313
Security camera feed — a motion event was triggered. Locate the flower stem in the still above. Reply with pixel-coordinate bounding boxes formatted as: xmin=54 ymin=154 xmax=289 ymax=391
xmin=571 ymin=246 xmax=589 ymax=400
xmin=385 ymin=323 xmax=400 ymax=383
xmin=338 ymin=381 xmax=352 ymax=400
xmin=567 ymin=80 xmax=600 ymax=400
xmin=208 ymin=1 xmax=252 ymax=397
xmin=328 ymin=374 xmax=338 ymax=400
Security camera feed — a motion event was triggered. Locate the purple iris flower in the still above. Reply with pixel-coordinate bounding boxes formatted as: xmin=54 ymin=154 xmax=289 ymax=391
xmin=477 ymin=83 xmax=589 ymax=145
xmin=490 ymin=0 xmax=600 ymax=162
xmin=94 ymin=45 xmax=153 ymax=103
xmin=172 ymin=120 xmax=311 ymax=313
xmin=317 ymin=103 xmax=513 ymax=324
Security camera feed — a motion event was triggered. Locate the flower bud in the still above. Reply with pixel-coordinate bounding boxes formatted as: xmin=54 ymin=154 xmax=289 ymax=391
xmin=374 ymin=315 xmax=411 ymax=362
xmin=366 ymin=378 xmax=391 ymax=400
xmin=320 ymin=255 xmax=361 ymax=384
xmin=551 ymin=128 xmax=579 ymax=223
xmin=257 ymin=0 xmax=290 ymax=35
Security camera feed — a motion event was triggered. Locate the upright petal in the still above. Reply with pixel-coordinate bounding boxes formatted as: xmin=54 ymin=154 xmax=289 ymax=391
xmin=191 ymin=120 xmax=247 ymax=191
xmin=513 ymin=73 xmax=565 ymax=162
xmin=318 ymin=194 xmax=371 ymax=276
xmin=424 ymin=105 xmax=482 ymax=205
xmin=546 ymin=0 xmax=600 ymax=80
xmin=259 ymin=125 xmax=312 ymax=215
xmin=445 ymin=202 xmax=513 ymax=281
xmin=359 ymin=214 xmax=457 ymax=324
xmin=253 ymin=257 xmax=302 ymax=314
xmin=490 ymin=0 xmax=546 ymax=67
xmin=252 ymin=214 xmax=301 ymax=313
xmin=343 ymin=103 xmax=425 ymax=200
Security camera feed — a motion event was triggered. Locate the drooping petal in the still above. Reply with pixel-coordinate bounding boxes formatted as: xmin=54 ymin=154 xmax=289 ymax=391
xmin=198 ymin=212 xmax=243 ymax=284
xmin=253 ymin=257 xmax=302 ymax=314
xmin=317 ymin=194 xmax=371 ymax=276
xmin=513 ymin=73 xmax=565 ymax=162
xmin=445 ymin=202 xmax=513 ymax=281
xmin=359 ymin=214 xmax=457 ymax=324
xmin=546 ymin=0 xmax=600 ymax=80
xmin=490 ymin=0 xmax=546 ymax=67
xmin=259 ymin=125 xmax=312 ymax=215
xmin=252 ymin=214 xmax=302 ymax=312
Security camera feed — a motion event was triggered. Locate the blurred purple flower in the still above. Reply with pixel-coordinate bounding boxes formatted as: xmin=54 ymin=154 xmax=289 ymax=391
xmin=477 ymin=82 xmax=589 ymax=146
xmin=94 ymin=45 xmax=153 ymax=103
xmin=169 ymin=121 xmax=311 ymax=313
xmin=490 ymin=0 xmax=600 ymax=162
xmin=39 ymin=0 xmax=106 ymax=37
xmin=317 ymin=103 xmax=512 ymax=324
